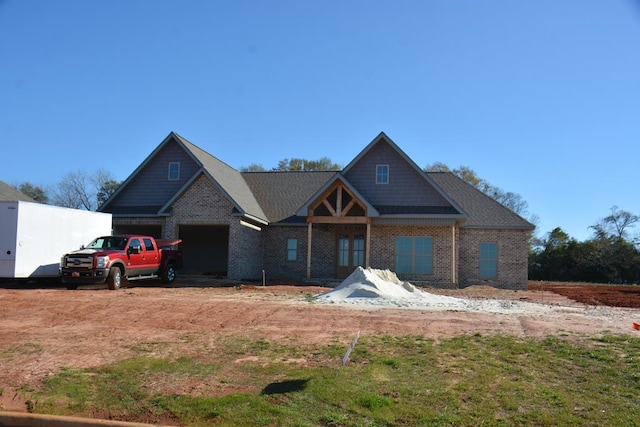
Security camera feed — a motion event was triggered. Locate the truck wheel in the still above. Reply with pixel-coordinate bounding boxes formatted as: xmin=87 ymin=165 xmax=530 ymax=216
xmin=162 ymin=264 xmax=176 ymax=284
xmin=107 ymin=267 xmax=122 ymax=290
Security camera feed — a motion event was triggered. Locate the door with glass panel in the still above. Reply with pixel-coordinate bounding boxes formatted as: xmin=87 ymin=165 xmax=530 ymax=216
xmin=336 ymin=232 xmax=365 ymax=278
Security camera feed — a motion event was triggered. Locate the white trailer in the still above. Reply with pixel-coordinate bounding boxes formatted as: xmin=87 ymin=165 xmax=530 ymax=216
xmin=0 ymin=201 xmax=112 ymax=278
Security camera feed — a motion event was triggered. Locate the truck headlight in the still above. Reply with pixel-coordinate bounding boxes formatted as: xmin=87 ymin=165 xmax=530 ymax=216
xmin=96 ymin=256 xmax=110 ymax=269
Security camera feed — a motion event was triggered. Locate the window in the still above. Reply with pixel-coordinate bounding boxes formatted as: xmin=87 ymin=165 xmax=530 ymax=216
xmin=352 ymin=235 xmax=364 ymax=267
xmin=287 ymin=238 xmax=298 ymax=261
xmin=395 ymin=237 xmax=433 ymax=274
xmin=479 ymin=243 xmax=498 ymax=278
xmin=168 ymin=162 xmax=180 ymax=180
xmin=129 ymin=238 xmax=142 ymax=252
xmin=143 ymin=238 xmax=155 ymax=252
xmin=376 ymin=164 xmax=389 ymax=184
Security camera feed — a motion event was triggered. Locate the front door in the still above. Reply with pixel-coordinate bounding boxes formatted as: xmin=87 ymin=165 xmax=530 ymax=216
xmin=336 ymin=231 xmax=365 ymax=278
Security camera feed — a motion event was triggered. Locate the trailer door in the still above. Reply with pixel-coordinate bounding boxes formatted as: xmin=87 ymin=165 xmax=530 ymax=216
xmin=0 ymin=203 xmax=18 ymax=277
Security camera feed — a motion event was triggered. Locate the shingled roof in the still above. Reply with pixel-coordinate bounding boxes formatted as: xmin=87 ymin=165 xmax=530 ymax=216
xmin=100 ymin=132 xmax=534 ymax=232
xmin=241 ymin=169 xmax=532 ymax=230
xmin=428 ymin=172 xmax=534 ymax=230
xmin=0 ymin=180 xmax=35 ymax=202
xmin=242 ymin=171 xmax=337 ymax=223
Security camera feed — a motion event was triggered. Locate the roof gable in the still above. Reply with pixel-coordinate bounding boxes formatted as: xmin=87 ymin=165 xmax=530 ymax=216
xmin=101 ymin=132 xmax=266 ymax=222
xmin=295 ymin=174 xmax=379 ymax=218
xmin=342 ymin=132 xmax=466 ymax=218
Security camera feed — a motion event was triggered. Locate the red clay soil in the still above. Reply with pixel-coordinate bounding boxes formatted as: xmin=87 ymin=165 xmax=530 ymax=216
xmin=1 ymin=278 xmax=639 ymax=415
xmin=528 ymin=281 xmax=640 ymax=308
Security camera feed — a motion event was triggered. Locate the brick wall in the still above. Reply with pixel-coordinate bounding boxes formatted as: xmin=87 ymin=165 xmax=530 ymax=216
xmin=262 ymin=226 xmax=308 ymax=279
xmin=227 ymin=219 xmax=263 ymax=280
xmin=458 ymin=228 xmax=530 ymax=290
xmin=112 ymin=217 xmax=164 ymax=233
xmin=310 ymin=225 xmax=339 ymax=278
xmin=167 ymin=174 xmax=234 ymax=233
xmin=370 ymin=225 xmax=456 ymax=286
xmin=262 ymin=224 xmax=337 ymax=280
xmin=170 ymin=174 xmax=262 ymax=280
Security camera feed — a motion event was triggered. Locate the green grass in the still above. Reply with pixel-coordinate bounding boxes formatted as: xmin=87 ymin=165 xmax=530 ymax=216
xmin=0 ymin=342 xmax=43 ymax=360
xmin=22 ymin=334 xmax=640 ymax=426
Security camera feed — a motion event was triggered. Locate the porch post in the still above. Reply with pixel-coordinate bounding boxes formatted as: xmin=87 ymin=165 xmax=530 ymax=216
xmin=365 ymin=220 xmax=371 ymax=268
xmin=306 ymin=222 xmax=313 ymax=279
xmin=451 ymin=225 xmax=457 ymax=284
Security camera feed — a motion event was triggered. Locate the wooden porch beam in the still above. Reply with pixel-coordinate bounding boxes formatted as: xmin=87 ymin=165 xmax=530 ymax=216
xmin=322 ymin=199 xmax=337 ymax=216
xmin=365 ymin=221 xmax=371 ymax=268
xmin=341 ymin=199 xmax=356 ymax=216
xmin=307 ymin=222 xmax=312 ymax=279
xmin=308 ymin=216 xmax=369 ymax=224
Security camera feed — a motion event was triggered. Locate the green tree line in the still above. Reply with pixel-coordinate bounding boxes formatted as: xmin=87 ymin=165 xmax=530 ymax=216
xmin=529 ymin=207 xmax=640 ymax=284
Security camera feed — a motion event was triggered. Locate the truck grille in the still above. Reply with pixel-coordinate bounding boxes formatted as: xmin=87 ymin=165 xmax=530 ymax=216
xmin=64 ymin=256 xmax=93 ymax=269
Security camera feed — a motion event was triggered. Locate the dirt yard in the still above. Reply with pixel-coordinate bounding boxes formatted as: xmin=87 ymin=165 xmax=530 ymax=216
xmin=1 ymin=278 xmax=639 ymax=412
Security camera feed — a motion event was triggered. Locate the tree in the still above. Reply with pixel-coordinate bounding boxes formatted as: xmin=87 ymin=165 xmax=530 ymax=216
xmin=529 ymin=227 xmax=579 ymax=281
xmin=592 ymin=206 xmax=639 ymax=240
xmin=530 ymin=207 xmax=640 ymax=284
xmin=274 ymin=157 xmax=341 ymax=171
xmin=14 ymin=182 xmax=49 ymax=204
xmin=53 ymin=169 xmax=119 ymax=211
xmin=97 ymin=180 xmax=121 ymax=207
xmin=239 ymin=163 xmax=267 ymax=172
xmin=422 ymin=161 xmax=450 ymax=172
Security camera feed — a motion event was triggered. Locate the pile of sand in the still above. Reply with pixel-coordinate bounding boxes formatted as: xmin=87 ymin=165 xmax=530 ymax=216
xmin=314 ymin=267 xmax=624 ymax=317
xmin=315 ymin=267 xmax=468 ymax=309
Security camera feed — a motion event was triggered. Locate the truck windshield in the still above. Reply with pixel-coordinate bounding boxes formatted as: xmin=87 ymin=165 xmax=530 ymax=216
xmin=86 ymin=237 xmax=128 ymax=250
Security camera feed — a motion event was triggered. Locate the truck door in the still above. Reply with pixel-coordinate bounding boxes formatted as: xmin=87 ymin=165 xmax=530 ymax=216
xmin=142 ymin=237 xmax=159 ymax=274
xmin=125 ymin=238 xmax=146 ymax=275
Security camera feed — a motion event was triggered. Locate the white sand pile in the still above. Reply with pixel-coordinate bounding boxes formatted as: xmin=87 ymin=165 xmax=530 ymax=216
xmin=314 ymin=267 xmax=626 ymax=317
xmin=315 ymin=267 xmax=467 ymax=310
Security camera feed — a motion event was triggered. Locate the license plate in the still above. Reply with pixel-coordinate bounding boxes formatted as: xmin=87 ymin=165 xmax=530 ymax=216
xmin=72 ymin=272 xmax=80 ymax=277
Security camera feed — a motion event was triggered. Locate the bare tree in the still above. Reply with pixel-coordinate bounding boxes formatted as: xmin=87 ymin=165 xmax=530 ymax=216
xmin=53 ymin=169 xmax=118 ymax=211
xmin=592 ymin=206 xmax=639 ymax=240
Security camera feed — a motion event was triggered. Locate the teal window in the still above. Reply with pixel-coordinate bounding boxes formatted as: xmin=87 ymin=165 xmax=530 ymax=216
xmin=168 ymin=162 xmax=180 ymax=180
xmin=395 ymin=237 xmax=433 ymax=274
xmin=376 ymin=164 xmax=389 ymax=184
xmin=479 ymin=243 xmax=498 ymax=278
xmin=287 ymin=238 xmax=298 ymax=261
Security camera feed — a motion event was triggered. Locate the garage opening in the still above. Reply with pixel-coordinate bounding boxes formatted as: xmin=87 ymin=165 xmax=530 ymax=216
xmin=178 ymin=225 xmax=229 ymax=276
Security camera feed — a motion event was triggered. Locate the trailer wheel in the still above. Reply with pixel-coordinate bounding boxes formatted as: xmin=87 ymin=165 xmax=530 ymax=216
xmin=162 ymin=263 xmax=176 ymax=284
xmin=107 ymin=267 xmax=122 ymax=290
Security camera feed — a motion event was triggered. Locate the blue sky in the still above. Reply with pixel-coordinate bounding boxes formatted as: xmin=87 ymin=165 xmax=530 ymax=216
xmin=2 ymin=1 xmax=639 ymax=242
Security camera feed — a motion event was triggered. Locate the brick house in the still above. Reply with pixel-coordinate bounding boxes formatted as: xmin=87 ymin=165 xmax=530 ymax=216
xmin=100 ymin=132 xmax=534 ymax=289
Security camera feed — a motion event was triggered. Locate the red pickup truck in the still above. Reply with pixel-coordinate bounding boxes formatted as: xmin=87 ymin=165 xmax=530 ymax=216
xmin=61 ymin=235 xmax=183 ymax=290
